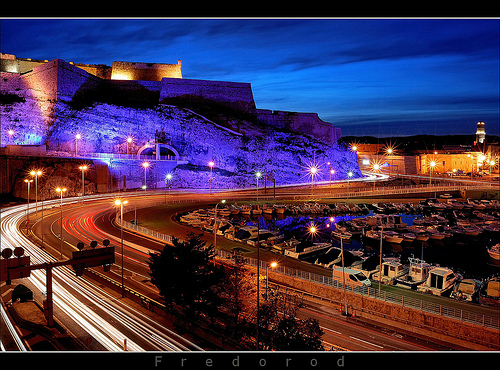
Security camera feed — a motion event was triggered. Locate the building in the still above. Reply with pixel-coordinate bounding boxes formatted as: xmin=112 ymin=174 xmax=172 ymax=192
xmin=476 ymin=121 xmax=486 ymax=144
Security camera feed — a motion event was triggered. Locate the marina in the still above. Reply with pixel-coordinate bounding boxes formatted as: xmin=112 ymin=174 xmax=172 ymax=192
xmin=179 ymin=198 xmax=500 ymax=306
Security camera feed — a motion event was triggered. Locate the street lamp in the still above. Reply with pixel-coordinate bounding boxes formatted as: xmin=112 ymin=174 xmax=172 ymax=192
xmin=24 ymin=179 xmax=33 ymax=227
xmin=213 ymin=199 xmax=226 ymax=253
xmin=114 ymin=199 xmax=129 ymax=298
xmin=78 ymin=165 xmax=88 ymax=203
xmin=255 ymin=171 xmax=262 ymax=201
xmin=55 ymin=187 xmax=67 ymax=259
xmin=165 ymin=173 xmax=173 ymax=201
xmin=429 ymin=160 xmax=436 ymax=185
xmin=75 ymin=133 xmax=82 ymax=156
xmin=30 ymin=170 xmax=42 ymax=217
xmin=208 ymin=161 xmax=215 ymax=194
xmin=142 ymin=162 xmax=150 ymax=195
xmin=309 ymin=165 xmax=319 ymax=194
xmin=126 ymin=137 xmax=133 ymax=155
xmin=347 ymin=171 xmax=354 ymax=198
xmin=266 ymin=262 xmax=278 ymax=300
xmin=8 ymin=129 xmax=14 ymax=144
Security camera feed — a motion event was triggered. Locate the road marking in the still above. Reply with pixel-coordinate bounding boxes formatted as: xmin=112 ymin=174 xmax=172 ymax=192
xmin=320 ymin=325 xmax=342 ymax=335
xmin=349 ymin=335 xmax=384 ymax=349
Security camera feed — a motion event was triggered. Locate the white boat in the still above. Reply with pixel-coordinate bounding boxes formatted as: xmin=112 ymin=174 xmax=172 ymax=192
xmin=284 ymin=242 xmax=331 ymax=259
xmin=251 ymin=204 xmax=262 ymax=215
xmin=332 ymin=227 xmax=352 ymax=241
xmin=450 ymin=279 xmax=481 ymax=302
xmin=372 ymin=261 xmax=409 ymax=285
xmin=262 ymin=204 xmax=275 ymax=214
xmin=395 ymin=257 xmax=431 ymax=290
xmin=239 ymin=205 xmax=252 ymax=215
xmin=274 ymin=204 xmax=288 ymax=214
xmin=383 ymin=230 xmax=404 ymax=243
xmin=417 ymin=266 xmax=462 ymax=296
xmin=402 ymin=233 xmax=417 ymax=242
xmin=363 ymin=229 xmax=383 ymax=241
xmin=487 ymin=244 xmax=500 ymax=260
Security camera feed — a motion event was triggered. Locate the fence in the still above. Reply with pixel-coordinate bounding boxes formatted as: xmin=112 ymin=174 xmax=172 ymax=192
xmin=116 ymin=207 xmax=500 ymax=331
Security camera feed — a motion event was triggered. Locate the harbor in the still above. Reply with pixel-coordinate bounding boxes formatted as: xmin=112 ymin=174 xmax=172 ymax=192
xmin=178 ymin=197 xmax=500 ymax=307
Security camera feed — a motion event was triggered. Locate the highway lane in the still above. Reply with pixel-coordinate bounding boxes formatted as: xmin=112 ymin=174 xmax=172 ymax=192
xmin=1 ymin=198 xmax=203 ymax=351
xmin=11 ymin=186 xmax=499 ymax=351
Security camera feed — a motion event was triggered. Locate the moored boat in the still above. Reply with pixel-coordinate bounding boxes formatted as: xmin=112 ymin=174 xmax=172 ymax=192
xmin=479 ymin=276 xmax=500 ymax=307
xmin=450 ymin=278 xmax=481 ymax=302
xmin=417 ymin=266 xmax=462 ymax=296
xmin=395 ymin=257 xmax=431 ymax=290
xmin=383 ymin=230 xmax=404 ymax=243
xmin=487 ymin=244 xmax=500 ymax=260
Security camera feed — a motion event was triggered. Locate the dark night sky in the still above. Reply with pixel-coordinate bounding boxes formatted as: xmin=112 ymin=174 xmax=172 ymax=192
xmin=1 ymin=18 xmax=499 ymax=137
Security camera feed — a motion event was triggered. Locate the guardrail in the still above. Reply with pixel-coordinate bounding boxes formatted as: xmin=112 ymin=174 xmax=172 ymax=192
xmin=116 ymin=204 xmax=500 ymax=331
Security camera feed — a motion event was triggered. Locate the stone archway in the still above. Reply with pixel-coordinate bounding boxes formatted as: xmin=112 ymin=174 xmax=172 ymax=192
xmin=137 ymin=142 xmax=180 ymax=160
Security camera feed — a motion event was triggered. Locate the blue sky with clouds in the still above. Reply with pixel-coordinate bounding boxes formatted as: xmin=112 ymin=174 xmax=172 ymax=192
xmin=1 ymin=18 xmax=498 ymax=137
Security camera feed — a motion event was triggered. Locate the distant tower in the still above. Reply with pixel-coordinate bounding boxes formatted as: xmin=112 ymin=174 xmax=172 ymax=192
xmin=476 ymin=121 xmax=486 ymax=144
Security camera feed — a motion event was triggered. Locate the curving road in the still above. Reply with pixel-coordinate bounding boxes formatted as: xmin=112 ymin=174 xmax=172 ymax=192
xmin=1 ymin=196 xmax=203 ymax=351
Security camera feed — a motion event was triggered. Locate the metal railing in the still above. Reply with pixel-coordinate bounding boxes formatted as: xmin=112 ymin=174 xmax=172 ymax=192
xmin=117 ymin=208 xmax=500 ymax=331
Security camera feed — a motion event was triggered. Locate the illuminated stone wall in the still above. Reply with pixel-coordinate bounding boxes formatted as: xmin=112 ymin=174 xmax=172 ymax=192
xmin=111 ymin=60 xmax=182 ymax=81
xmin=160 ymin=77 xmax=256 ymax=111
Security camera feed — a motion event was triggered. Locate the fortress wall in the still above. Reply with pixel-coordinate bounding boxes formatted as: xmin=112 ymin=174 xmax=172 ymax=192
xmin=160 ymin=78 xmax=256 ymax=110
xmin=256 ymin=109 xmax=338 ymax=145
xmin=72 ymin=63 xmax=112 ymax=79
xmin=56 ymin=59 xmax=103 ymax=101
xmin=0 ymin=53 xmax=48 ymax=74
xmin=111 ymin=60 xmax=182 ymax=81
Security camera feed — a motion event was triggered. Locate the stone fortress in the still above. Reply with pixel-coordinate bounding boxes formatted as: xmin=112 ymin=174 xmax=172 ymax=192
xmin=0 ymin=53 xmax=341 ymax=146
xmin=1 ymin=53 xmax=358 ymax=196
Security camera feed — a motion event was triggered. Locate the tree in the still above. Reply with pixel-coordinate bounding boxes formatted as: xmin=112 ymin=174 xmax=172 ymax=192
xmin=258 ymin=286 xmax=324 ymax=351
xmin=148 ymin=232 xmax=224 ymax=318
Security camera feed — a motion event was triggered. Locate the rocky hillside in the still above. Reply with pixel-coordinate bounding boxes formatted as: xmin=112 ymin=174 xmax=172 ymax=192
xmin=2 ymin=97 xmax=361 ymax=190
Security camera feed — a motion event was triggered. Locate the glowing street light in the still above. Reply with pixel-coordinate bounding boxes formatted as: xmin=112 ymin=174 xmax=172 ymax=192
xmin=255 ymin=171 xmax=262 ymax=200
xmin=114 ymin=199 xmax=129 ymax=297
xmin=75 ymin=133 xmax=82 ymax=156
xmin=78 ymin=165 xmax=88 ymax=203
xmin=309 ymin=165 xmax=319 ymax=194
xmin=7 ymin=129 xmax=14 ymax=144
xmin=266 ymin=261 xmax=278 ymax=300
xmin=429 ymin=160 xmax=436 ymax=185
xmin=55 ymin=187 xmax=67 ymax=259
xmin=213 ymin=199 xmax=227 ymax=252
xmin=24 ymin=179 xmax=33 ymax=226
xmin=165 ymin=173 xmax=173 ymax=199
xmin=30 ymin=170 xmax=43 ymax=217
xmin=208 ymin=161 xmax=215 ymax=194
xmin=126 ymin=136 xmax=133 ymax=155
xmin=142 ymin=161 xmax=150 ymax=194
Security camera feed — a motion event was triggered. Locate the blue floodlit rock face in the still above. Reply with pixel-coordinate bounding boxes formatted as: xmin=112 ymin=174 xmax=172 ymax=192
xmin=2 ymin=100 xmax=361 ymax=189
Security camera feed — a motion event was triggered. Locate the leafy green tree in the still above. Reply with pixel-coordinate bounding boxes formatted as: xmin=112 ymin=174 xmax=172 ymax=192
xmin=148 ymin=232 xmax=224 ymax=318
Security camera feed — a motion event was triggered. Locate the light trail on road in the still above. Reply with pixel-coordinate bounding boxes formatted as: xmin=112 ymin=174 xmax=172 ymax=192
xmin=1 ymin=197 xmax=203 ymax=352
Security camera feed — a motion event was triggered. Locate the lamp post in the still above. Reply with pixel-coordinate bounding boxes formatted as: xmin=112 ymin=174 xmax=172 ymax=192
xmin=75 ymin=133 xmax=81 ymax=156
xmin=115 ymin=199 xmax=129 ymax=298
xmin=429 ymin=160 xmax=436 ymax=185
xmin=309 ymin=165 xmax=318 ymax=194
xmin=55 ymin=187 xmax=67 ymax=259
xmin=126 ymin=137 xmax=133 ymax=156
xmin=213 ymin=199 xmax=226 ymax=253
xmin=78 ymin=165 xmax=88 ymax=203
xmin=265 ymin=262 xmax=278 ymax=300
xmin=8 ymin=129 xmax=14 ymax=144
xmin=24 ymin=179 xmax=33 ymax=227
xmin=255 ymin=171 xmax=262 ymax=201
xmin=142 ymin=162 xmax=149 ymax=195
xmin=339 ymin=231 xmax=348 ymax=317
xmin=347 ymin=171 xmax=353 ymax=198
xmin=30 ymin=170 xmax=42 ymax=217
xmin=165 ymin=173 xmax=172 ymax=202
xmin=208 ymin=161 xmax=215 ymax=194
